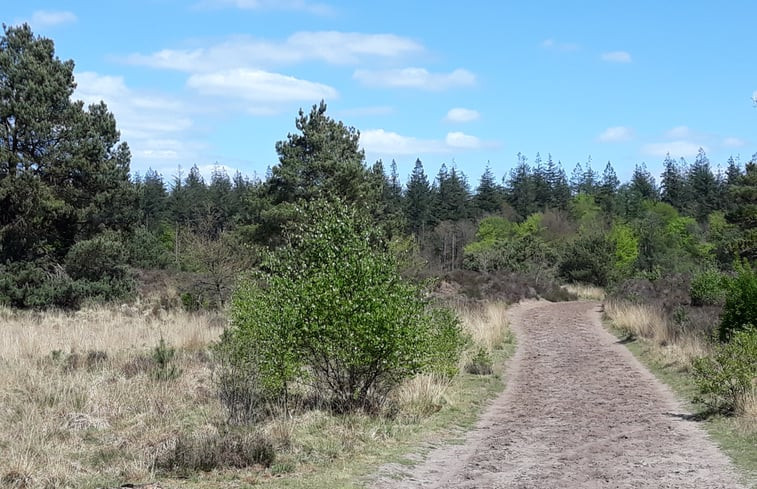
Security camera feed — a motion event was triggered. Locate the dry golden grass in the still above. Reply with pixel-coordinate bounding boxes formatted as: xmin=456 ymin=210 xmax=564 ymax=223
xmin=458 ymin=302 xmax=511 ymax=352
xmin=603 ymin=300 xmax=712 ymax=370
xmin=0 ymin=305 xmax=226 ymax=488
xmin=562 ymin=283 xmax=606 ymax=301
xmin=0 ymin=301 xmax=513 ymax=488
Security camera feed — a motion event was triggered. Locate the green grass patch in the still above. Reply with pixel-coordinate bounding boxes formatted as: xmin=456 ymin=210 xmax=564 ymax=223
xmin=608 ymin=325 xmax=757 ymax=487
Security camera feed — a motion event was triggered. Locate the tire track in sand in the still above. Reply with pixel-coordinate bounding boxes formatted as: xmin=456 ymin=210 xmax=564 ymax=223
xmin=371 ymin=300 xmax=749 ymax=488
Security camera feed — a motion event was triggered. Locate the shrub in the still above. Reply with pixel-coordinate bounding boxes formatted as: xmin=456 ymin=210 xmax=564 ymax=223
xmin=64 ymin=233 xmax=129 ymax=282
xmin=693 ymin=327 xmax=757 ymax=415
xmin=719 ymin=261 xmax=757 ymax=342
xmin=151 ymin=338 xmax=181 ymax=381
xmin=558 ymin=232 xmax=614 ymax=286
xmin=156 ymin=429 xmax=275 ymax=476
xmin=222 ymin=201 xmax=464 ymax=415
xmin=690 ymin=269 xmax=726 ymax=306
xmin=464 ymin=348 xmax=493 ymax=375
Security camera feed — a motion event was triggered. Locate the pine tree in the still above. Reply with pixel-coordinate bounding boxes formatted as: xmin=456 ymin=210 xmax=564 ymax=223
xmin=597 ymin=161 xmax=619 ymax=214
xmin=660 ymin=153 xmax=686 ymax=211
xmin=473 ymin=163 xmax=505 ymax=215
xmin=630 ymin=163 xmax=659 ymax=200
xmin=506 ymin=153 xmax=536 ymax=219
xmin=405 ymin=159 xmax=433 ymax=236
xmin=687 ymin=148 xmax=720 ymax=221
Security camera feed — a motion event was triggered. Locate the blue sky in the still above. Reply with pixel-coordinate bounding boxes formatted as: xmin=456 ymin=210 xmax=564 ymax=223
xmin=6 ymin=1 xmax=757 ymax=185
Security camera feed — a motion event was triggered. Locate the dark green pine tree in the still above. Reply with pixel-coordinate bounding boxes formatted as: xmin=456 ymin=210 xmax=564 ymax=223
xmin=660 ymin=153 xmax=687 ymax=211
xmin=570 ymin=162 xmax=584 ymax=195
xmin=404 ymin=159 xmax=433 ymax=236
xmin=532 ymin=153 xmax=552 ymax=209
xmin=473 ymin=163 xmax=505 ymax=215
xmin=437 ymin=166 xmax=471 ymax=222
xmin=0 ymin=24 xmax=138 ymax=265
xmin=686 ymin=148 xmax=720 ymax=222
xmin=253 ymin=101 xmax=380 ymax=245
xmin=725 ymin=156 xmax=742 ymax=186
xmin=597 ymin=161 xmax=619 ymax=214
xmin=545 ymin=155 xmax=571 ymax=210
xmin=139 ymin=169 xmax=168 ymax=230
xmin=506 ymin=153 xmax=536 ymax=219
xmin=726 ymin=161 xmax=757 ymax=260
xmin=630 ymin=163 xmax=659 ymax=200
xmin=208 ymin=165 xmax=233 ymax=235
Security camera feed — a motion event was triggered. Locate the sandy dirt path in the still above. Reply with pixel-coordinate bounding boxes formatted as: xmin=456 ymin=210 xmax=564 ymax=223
xmin=371 ymin=300 xmax=750 ymax=489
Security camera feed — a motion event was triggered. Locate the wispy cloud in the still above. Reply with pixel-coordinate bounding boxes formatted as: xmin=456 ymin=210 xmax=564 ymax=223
xmin=541 ymin=38 xmax=579 ymax=52
xmin=361 ymin=129 xmax=487 ymax=155
xmin=598 ymin=126 xmax=634 ymax=142
xmin=445 ymin=131 xmax=482 ymax=149
xmin=353 ymin=68 xmax=475 ymax=91
xmin=601 ymin=51 xmax=632 ymax=63
xmin=361 ymin=129 xmax=448 ymax=155
xmin=444 ymin=107 xmax=480 ymax=123
xmin=126 ymin=32 xmax=423 ymax=71
xmin=642 ymin=141 xmax=706 ymax=158
xmin=723 ymin=137 xmax=746 ymax=148
xmin=28 ymin=10 xmax=77 ymax=27
xmin=187 ymin=69 xmax=338 ymax=103
xmin=196 ymin=0 xmax=334 ymax=16
xmin=665 ymin=125 xmax=692 ymax=139
xmin=74 ymin=71 xmax=203 ymax=165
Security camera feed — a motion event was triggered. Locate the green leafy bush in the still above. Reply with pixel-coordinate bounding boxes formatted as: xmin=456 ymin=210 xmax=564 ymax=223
xmin=558 ymin=232 xmax=614 ymax=286
xmin=220 ymin=200 xmax=464 ymax=415
xmin=719 ymin=261 xmax=757 ymax=342
xmin=693 ymin=327 xmax=757 ymax=414
xmin=689 ymin=269 xmax=726 ymax=306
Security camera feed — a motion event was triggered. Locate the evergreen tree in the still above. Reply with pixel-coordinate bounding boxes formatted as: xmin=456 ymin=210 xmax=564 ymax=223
xmin=687 ymin=148 xmax=720 ymax=222
xmin=630 ymin=163 xmax=659 ymax=200
xmin=545 ymin=155 xmax=570 ymax=209
xmin=506 ymin=153 xmax=536 ymax=219
xmin=140 ymin=169 xmax=168 ymax=230
xmin=660 ymin=153 xmax=686 ymax=211
xmin=473 ymin=164 xmax=505 ymax=215
xmin=597 ymin=161 xmax=619 ymax=214
xmin=570 ymin=162 xmax=584 ymax=195
xmin=0 ymin=24 xmax=137 ymax=265
xmin=254 ymin=101 xmax=380 ymax=245
xmin=405 ymin=159 xmax=433 ymax=236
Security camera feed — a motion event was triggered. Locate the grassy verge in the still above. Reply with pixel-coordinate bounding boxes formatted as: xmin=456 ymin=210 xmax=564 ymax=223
xmin=603 ymin=308 xmax=757 ymax=486
xmin=0 ymin=302 xmax=514 ymax=489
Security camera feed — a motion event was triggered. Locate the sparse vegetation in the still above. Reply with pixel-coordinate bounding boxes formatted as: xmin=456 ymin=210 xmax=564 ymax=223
xmin=0 ymin=298 xmax=512 ymax=488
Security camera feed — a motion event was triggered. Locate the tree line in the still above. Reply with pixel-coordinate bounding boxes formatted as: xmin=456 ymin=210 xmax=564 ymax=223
xmin=1 ymin=24 xmax=755 ymax=309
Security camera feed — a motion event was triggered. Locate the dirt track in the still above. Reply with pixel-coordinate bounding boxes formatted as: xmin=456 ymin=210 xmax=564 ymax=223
xmin=372 ymin=301 xmax=750 ymax=489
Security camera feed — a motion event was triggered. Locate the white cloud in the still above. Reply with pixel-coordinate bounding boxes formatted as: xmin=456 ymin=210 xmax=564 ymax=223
xmin=126 ymin=32 xmax=423 ymax=71
xmin=601 ymin=51 xmax=632 ymax=63
xmin=29 ymin=10 xmax=77 ymax=27
xmin=445 ymin=131 xmax=481 ymax=149
xmin=361 ymin=129 xmax=489 ymax=155
xmin=444 ymin=107 xmax=480 ymax=123
xmin=598 ymin=126 xmax=634 ymax=142
xmin=723 ymin=137 xmax=746 ymax=148
xmin=74 ymin=72 xmax=201 ymax=165
xmin=187 ymin=69 xmax=338 ymax=102
xmin=353 ymin=67 xmax=476 ymax=91
xmin=541 ymin=38 xmax=579 ymax=52
xmin=642 ymin=141 xmax=706 ymax=158
xmin=197 ymin=0 xmax=334 ymax=15
xmin=665 ymin=125 xmax=692 ymax=139
xmin=361 ymin=129 xmax=448 ymax=155
xmin=752 ymin=90 xmax=757 ymax=104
